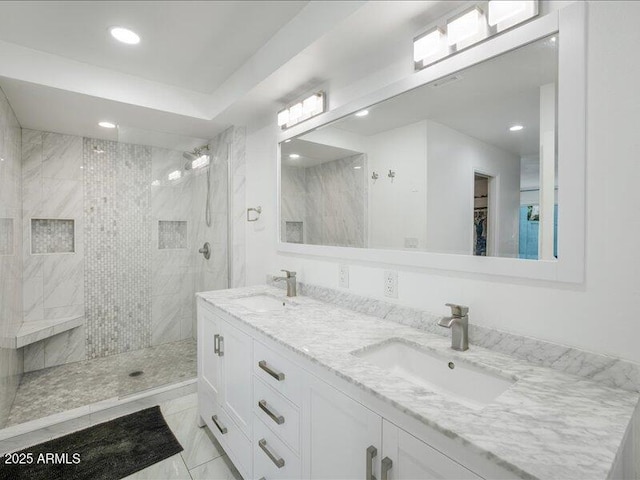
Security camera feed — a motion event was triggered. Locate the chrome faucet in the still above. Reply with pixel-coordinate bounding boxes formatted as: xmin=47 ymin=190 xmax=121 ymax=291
xmin=438 ymin=303 xmax=469 ymax=351
xmin=273 ymin=270 xmax=297 ymax=297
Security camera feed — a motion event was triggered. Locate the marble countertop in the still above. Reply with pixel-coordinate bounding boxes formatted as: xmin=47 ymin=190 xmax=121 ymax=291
xmin=197 ymin=286 xmax=638 ymax=480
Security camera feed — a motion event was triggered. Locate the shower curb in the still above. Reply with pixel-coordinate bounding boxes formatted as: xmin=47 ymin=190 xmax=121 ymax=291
xmin=0 ymin=378 xmax=196 ymax=455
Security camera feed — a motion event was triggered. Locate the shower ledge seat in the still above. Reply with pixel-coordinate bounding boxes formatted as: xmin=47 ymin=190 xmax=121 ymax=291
xmin=0 ymin=315 xmax=84 ymax=349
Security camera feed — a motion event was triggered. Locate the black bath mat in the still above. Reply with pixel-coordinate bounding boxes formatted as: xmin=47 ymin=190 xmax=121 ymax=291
xmin=0 ymin=406 xmax=183 ymax=480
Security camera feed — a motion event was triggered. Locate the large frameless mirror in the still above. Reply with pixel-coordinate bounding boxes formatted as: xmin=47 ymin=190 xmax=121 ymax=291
xmin=277 ymin=3 xmax=585 ymax=282
xmin=280 ymin=34 xmax=558 ymax=260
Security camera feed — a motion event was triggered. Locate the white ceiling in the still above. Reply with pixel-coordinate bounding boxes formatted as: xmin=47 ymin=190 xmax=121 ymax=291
xmin=281 ymin=139 xmax=361 ymax=168
xmin=0 ymin=1 xmax=469 ymax=148
xmin=331 ymin=35 xmax=558 ymax=157
xmin=0 ymin=1 xmax=307 ymax=94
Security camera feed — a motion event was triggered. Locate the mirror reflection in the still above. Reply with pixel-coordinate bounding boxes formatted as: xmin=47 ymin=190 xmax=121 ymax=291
xmin=280 ymin=34 xmax=558 ymax=259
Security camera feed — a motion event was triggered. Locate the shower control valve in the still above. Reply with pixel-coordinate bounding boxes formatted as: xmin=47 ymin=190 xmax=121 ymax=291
xmin=199 ymin=242 xmax=211 ymax=260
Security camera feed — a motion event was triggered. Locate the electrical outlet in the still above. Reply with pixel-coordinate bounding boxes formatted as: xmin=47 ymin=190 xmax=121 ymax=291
xmin=384 ymin=270 xmax=398 ymax=298
xmin=339 ymin=264 xmax=349 ymax=288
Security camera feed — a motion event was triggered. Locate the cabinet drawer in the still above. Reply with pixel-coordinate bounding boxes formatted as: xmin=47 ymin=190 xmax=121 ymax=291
xmin=200 ymin=391 xmax=252 ymax=480
xmin=253 ymin=414 xmax=301 ymax=480
xmin=253 ymin=340 xmax=303 ymax=406
xmin=253 ymin=375 xmax=300 ymax=453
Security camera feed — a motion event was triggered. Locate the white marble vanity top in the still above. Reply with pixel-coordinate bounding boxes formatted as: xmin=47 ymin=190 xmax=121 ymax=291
xmin=197 ymin=285 xmax=638 ymax=480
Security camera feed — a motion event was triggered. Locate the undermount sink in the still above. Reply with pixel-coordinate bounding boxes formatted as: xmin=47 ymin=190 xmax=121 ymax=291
xmin=229 ymin=294 xmax=290 ymax=312
xmin=353 ymin=340 xmax=515 ymax=410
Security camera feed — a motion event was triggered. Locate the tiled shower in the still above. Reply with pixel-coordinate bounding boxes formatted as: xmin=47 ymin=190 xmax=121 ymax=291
xmin=0 ymin=86 xmax=246 ymax=429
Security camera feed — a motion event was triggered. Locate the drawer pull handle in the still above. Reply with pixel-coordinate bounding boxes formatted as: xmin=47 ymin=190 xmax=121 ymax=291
xmin=258 ymin=399 xmax=285 ymax=425
xmin=258 ymin=360 xmax=285 ymax=381
xmin=211 ymin=415 xmax=227 ymax=435
xmin=259 ymin=438 xmax=285 ymax=468
xmin=366 ymin=445 xmax=377 ymax=480
xmin=214 ymin=334 xmax=220 ymax=354
xmin=382 ymin=456 xmax=393 ymax=480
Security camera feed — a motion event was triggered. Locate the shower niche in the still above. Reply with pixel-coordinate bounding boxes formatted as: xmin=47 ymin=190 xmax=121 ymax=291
xmin=158 ymin=220 xmax=188 ymax=249
xmin=30 ymin=218 xmax=75 ymax=254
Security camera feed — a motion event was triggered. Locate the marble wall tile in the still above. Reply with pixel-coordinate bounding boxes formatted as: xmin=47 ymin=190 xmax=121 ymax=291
xmin=23 ymin=342 xmax=45 ymax=373
xmin=0 ymin=85 xmax=22 ymax=428
xmin=40 ymin=179 xmax=83 ymax=218
xmin=42 ymin=132 xmax=83 ymax=180
xmin=22 ymin=276 xmax=44 ymax=322
xmin=0 ymin=218 xmax=13 ymax=255
xmin=151 ymin=295 xmax=183 ymax=346
xmin=44 ymin=304 xmax=84 ymax=321
xmin=43 ymin=254 xmax=84 ymax=309
xmin=85 ymin=138 xmax=152 ymax=357
xmin=44 ymin=325 xmax=85 ymax=368
xmin=22 ymin=129 xmax=43 ymax=145
xmin=22 ymin=254 xmax=43 ymax=280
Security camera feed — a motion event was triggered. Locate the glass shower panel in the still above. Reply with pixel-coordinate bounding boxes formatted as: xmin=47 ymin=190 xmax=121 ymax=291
xmin=110 ymin=126 xmax=228 ymax=397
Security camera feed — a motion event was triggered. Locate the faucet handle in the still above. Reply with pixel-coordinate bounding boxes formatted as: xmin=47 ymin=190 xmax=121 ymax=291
xmin=445 ymin=303 xmax=469 ymax=317
xmin=281 ymin=269 xmax=296 ymax=278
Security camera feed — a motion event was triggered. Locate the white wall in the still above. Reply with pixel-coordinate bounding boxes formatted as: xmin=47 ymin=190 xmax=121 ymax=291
xmin=368 ymin=121 xmax=428 ymax=250
xmin=245 ymin=2 xmax=640 ymax=365
xmin=425 ymin=120 xmax=520 ymax=257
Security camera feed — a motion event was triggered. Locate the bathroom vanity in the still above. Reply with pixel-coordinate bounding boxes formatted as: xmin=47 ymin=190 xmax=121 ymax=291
xmin=196 ymin=286 xmax=638 ymax=480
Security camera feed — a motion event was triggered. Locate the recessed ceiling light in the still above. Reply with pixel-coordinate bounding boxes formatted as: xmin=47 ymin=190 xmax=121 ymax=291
xmin=289 ymin=154 xmax=300 ymax=159
xmin=109 ymin=27 xmax=140 ymax=45
xmin=98 ymin=121 xmax=117 ymax=129
xmin=355 ymin=110 xmax=369 ymax=117
xmin=509 ymin=124 xmax=524 ymax=132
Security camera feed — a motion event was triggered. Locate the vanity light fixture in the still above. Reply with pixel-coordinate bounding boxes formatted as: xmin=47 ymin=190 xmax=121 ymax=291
xmin=353 ymin=166 xmax=362 ymax=170
xmin=109 ymin=26 xmax=140 ymax=45
xmin=447 ymin=7 xmax=483 ymax=46
xmin=413 ymin=1 xmax=538 ymax=70
xmin=284 ymin=139 xmax=292 ymax=143
xmin=289 ymin=154 xmax=300 ymax=159
xmin=509 ymin=124 xmax=524 ymax=131
xmin=98 ymin=121 xmax=116 ymax=129
xmin=167 ymin=170 xmax=182 ymax=181
xmin=355 ymin=110 xmax=369 ymax=117
xmin=488 ymin=0 xmax=537 ymax=31
xmin=413 ymin=27 xmax=445 ymax=64
xmin=277 ymin=92 xmax=325 ymax=129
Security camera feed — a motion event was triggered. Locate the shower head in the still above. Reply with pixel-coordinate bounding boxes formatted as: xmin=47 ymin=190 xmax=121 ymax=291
xmin=183 ymin=151 xmax=197 ymax=162
xmin=183 ymin=144 xmax=210 ymax=170
xmin=183 ymin=144 xmax=211 ymax=171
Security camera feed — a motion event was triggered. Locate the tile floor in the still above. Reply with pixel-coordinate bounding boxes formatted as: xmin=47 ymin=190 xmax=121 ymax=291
xmin=123 ymin=393 xmax=242 ymax=480
xmin=6 ymin=339 xmax=196 ymax=427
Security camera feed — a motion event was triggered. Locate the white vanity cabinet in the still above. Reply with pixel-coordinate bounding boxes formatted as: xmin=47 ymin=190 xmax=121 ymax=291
xmin=381 ymin=420 xmax=481 ymax=480
xmin=306 ymin=376 xmax=382 ymax=480
xmin=197 ymin=300 xmax=253 ymax=479
xmin=197 ymin=298 xmax=504 ymax=480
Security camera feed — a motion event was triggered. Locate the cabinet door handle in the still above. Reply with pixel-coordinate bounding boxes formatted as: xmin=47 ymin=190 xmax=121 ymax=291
xmin=258 ymin=438 xmax=285 ymax=468
xmin=258 ymin=360 xmax=285 ymax=381
xmin=211 ymin=415 xmax=227 ymax=434
xmin=214 ymin=334 xmax=220 ymax=354
xmin=381 ymin=457 xmax=393 ymax=480
xmin=218 ymin=335 xmax=224 ymax=356
xmin=366 ymin=445 xmax=377 ymax=480
xmin=258 ymin=399 xmax=285 ymax=425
